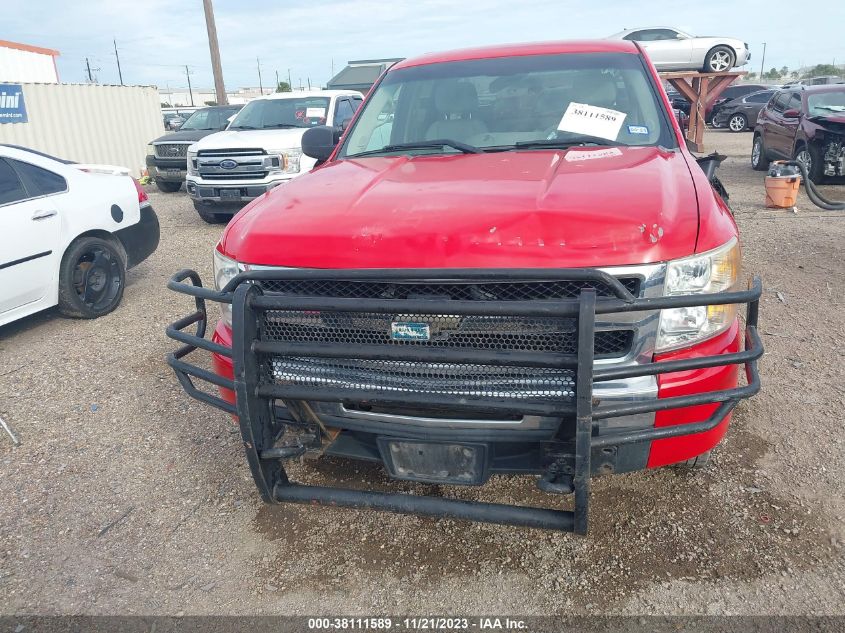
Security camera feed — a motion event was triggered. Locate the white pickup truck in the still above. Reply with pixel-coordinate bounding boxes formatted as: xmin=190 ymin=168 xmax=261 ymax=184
xmin=186 ymin=90 xmax=363 ymax=223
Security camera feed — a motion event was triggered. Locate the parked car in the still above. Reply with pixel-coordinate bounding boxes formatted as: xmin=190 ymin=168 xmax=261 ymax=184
xmin=185 ymin=90 xmax=363 ymax=223
xmin=752 ymin=85 xmax=845 ymax=182
xmin=146 ymin=104 xmax=243 ymax=193
xmin=163 ymin=113 xmax=186 ymax=131
xmin=607 ymin=27 xmax=750 ymax=73
xmin=713 ymin=89 xmax=777 ymax=132
xmin=0 ymin=144 xmax=159 ymax=326
xmin=671 ymin=83 xmax=769 ymax=124
xmin=166 ymin=39 xmax=763 ymax=535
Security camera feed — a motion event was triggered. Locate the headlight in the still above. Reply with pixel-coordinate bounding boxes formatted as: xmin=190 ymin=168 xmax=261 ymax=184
xmin=266 ymin=149 xmax=302 ymax=174
xmin=147 ymin=143 xmax=155 ymax=157
xmin=187 ymin=150 xmax=198 ymax=176
xmin=656 ymin=238 xmax=741 ymax=352
xmin=213 ymin=248 xmax=241 ymax=326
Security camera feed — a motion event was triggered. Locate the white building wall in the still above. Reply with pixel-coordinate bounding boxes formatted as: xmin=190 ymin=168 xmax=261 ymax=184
xmin=0 ymin=83 xmax=164 ymax=177
xmin=0 ymin=47 xmax=58 ymax=83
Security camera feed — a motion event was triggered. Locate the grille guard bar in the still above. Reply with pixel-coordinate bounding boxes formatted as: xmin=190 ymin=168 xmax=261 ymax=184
xmin=165 ymin=267 xmax=763 ymax=534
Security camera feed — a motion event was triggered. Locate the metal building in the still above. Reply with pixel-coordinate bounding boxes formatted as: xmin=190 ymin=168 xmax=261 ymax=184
xmin=0 ymin=40 xmax=60 ymax=83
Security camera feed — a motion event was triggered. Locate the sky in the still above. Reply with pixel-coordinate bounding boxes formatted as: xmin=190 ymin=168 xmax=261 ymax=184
xmin=4 ymin=0 xmax=844 ymax=90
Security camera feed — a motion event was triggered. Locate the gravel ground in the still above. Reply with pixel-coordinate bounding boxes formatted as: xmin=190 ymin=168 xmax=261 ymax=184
xmin=0 ymin=129 xmax=843 ymax=615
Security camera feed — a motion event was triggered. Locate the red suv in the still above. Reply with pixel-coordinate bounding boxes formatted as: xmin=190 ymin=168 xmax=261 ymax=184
xmin=752 ymin=85 xmax=845 ymax=182
xmin=167 ymin=40 xmax=763 ymax=534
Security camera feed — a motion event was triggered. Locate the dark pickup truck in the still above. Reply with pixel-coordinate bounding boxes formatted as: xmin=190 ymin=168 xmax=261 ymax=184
xmin=146 ymin=105 xmax=242 ymax=193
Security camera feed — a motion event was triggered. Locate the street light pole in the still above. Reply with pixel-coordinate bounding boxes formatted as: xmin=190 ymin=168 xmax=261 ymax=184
xmin=202 ymin=0 xmax=228 ymax=105
xmin=760 ymin=42 xmax=767 ymax=79
xmin=257 ymin=57 xmax=263 ymax=94
xmin=113 ymin=38 xmax=124 ymax=85
xmin=185 ymin=65 xmax=194 ymax=106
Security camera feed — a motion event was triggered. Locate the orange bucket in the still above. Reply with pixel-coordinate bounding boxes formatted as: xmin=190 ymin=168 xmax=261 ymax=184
xmin=765 ymin=175 xmax=801 ymax=208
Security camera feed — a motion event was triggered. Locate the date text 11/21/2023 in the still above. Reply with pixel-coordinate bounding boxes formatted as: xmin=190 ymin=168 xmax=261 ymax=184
xmin=307 ymin=617 xmax=529 ymax=630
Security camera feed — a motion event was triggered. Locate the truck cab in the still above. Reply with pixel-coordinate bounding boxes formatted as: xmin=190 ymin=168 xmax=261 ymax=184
xmin=186 ymin=90 xmax=363 ymax=223
xmin=167 ymin=40 xmax=762 ymax=534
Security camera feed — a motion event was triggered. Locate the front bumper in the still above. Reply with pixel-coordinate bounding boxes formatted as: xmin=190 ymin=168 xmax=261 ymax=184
xmin=145 ymin=156 xmax=187 ymax=183
xmin=185 ymin=175 xmax=288 ymax=204
xmin=165 ymin=268 xmax=763 ymax=534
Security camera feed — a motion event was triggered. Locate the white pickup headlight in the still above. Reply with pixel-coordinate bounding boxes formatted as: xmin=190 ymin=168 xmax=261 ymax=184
xmin=213 ymin=248 xmax=241 ymax=326
xmin=656 ymin=238 xmax=741 ymax=353
xmin=266 ymin=149 xmax=302 ymax=174
xmin=187 ymin=149 xmax=198 ymax=176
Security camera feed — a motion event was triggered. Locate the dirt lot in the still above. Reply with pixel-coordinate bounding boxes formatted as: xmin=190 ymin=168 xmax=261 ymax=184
xmin=1 ymin=130 xmax=843 ymax=616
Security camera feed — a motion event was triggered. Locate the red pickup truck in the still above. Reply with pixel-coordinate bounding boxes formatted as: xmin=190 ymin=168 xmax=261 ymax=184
xmin=167 ymin=40 xmax=763 ymax=535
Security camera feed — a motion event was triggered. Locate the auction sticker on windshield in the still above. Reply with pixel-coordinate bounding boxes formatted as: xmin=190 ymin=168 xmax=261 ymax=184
xmin=557 ymin=102 xmax=626 ymax=140
xmin=306 ymin=107 xmax=326 ymax=118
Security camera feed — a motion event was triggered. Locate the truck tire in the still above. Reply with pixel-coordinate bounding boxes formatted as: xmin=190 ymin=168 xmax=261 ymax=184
xmin=193 ymin=201 xmax=228 ymax=224
xmin=58 ymin=236 xmax=127 ymax=319
xmin=703 ymin=46 xmax=735 ymax=73
xmin=155 ymin=179 xmax=182 ymax=193
xmin=794 ymin=143 xmax=825 ymax=184
xmin=674 ymin=450 xmax=711 ymax=470
xmin=751 ymin=134 xmax=769 ymax=171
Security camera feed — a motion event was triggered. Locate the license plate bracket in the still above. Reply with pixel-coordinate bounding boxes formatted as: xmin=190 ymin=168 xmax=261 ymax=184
xmin=219 ymin=189 xmax=242 ymax=201
xmin=165 ymin=168 xmax=182 ymax=175
xmin=377 ymin=438 xmax=488 ymax=485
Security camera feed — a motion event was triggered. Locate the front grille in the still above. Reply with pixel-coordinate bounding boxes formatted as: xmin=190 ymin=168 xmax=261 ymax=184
xmin=268 ymin=357 xmax=576 ymax=402
xmin=197 ymin=148 xmax=269 ymax=180
xmin=197 ymin=148 xmax=265 ymax=157
xmin=261 ymin=311 xmax=632 ymax=357
xmin=257 ymin=277 xmax=638 ymax=404
xmin=155 ymin=143 xmax=190 ymax=159
xmin=256 ymin=277 xmax=640 ymax=301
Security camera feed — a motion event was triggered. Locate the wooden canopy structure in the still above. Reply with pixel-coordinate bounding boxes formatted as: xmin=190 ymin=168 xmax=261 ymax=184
xmin=660 ymin=70 xmax=746 ymax=151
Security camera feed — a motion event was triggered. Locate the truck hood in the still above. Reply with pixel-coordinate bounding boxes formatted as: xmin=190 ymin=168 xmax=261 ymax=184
xmin=223 ymin=146 xmax=700 ymax=269
xmin=193 ymin=128 xmax=306 ymax=151
xmin=150 ymin=128 xmax=220 ymax=144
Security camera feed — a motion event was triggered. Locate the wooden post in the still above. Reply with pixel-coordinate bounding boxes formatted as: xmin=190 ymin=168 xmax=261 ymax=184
xmin=660 ymin=70 xmax=746 ymax=151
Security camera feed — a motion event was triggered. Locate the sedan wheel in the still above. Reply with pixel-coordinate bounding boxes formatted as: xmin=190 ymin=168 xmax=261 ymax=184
xmin=728 ymin=114 xmax=747 ymax=132
xmin=58 ymin=237 xmax=126 ymax=318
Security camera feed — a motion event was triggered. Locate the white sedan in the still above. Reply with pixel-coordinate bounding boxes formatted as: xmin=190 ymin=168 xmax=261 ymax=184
xmin=607 ymin=27 xmax=750 ymax=73
xmin=0 ymin=144 xmax=159 ymax=327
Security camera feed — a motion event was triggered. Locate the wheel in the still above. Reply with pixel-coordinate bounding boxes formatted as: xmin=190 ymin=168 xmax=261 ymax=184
xmin=728 ymin=113 xmax=748 ymax=132
xmin=703 ymin=46 xmax=735 ymax=73
xmin=58 ymin=236 xmax=126 ymax=319
xmin=674 ymin=450 xmax=711 ymax=470
xmin=794 ymin=143 xmax=824 ymax=184
xmin=751 ymin=134 xmax=769 ymax=171
xmin=709 ymin=113 xmax=723 ymax=128
xmin=193 ymin=200 xmax=229 ymax=224
xmin=155 ymin=179 xmax=182 ymax=193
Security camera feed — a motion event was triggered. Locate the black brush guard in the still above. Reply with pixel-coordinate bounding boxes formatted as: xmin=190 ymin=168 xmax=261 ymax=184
xmin=166 ymin=268 xmax=763 ymax=534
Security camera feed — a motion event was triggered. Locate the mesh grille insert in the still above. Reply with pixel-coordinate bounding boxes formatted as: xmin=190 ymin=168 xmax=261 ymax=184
xmin=261 ymin=311 xmax=632 ymax=357
xmin=256 ymin=277 xmax=639 ymax=301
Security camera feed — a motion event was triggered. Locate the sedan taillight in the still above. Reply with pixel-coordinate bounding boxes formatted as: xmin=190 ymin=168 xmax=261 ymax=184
xmin=133 ymin=177 xmax=149 ymax=205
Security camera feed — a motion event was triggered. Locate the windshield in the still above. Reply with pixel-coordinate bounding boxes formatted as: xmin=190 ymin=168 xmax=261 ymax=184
xmin=807 ymin=90 xmax=845 ymax=115
xmin=181 ymin=107 xmax=240 ymax=130
xmin=229 ymin=97 xmax=331 ymax=130
xmin=340 ymin=52 xmax=674 ymax=158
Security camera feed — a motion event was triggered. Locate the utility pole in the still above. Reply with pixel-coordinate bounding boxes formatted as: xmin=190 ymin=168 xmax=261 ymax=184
xmin=85 ymin=58 xmax=93 ymax=83
xmin=275 ymin=69 xmax=279 ymax=91
xmin=256 ymin=57 xmax=263 ymax=94
xmin=759 ymin=42 xmax=767 ymax=79
xmin=113 ymin=38 xmax=124 ymax=85
xmin=185 ymin=65 xmax=194 ymax=106
xmin=287 ymin=68 xmax=292 ymax=91
xmin=202 ymin=0 xmax=228 ymax=105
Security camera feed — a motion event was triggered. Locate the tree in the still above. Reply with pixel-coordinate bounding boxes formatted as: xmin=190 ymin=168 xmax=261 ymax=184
xmin=791 ymin=71 xmax=800 ymax=79
xmin=746 ymin=72 xmax=757 ymax=79
xmin=802 ymin=63 xmax=841 ymax=78
xmin=204 ymin=100 xmax=218 ymax=106
xmin=275 ymin=81 xmax=291 ymax=93
xmin=780 ymin=66 xmax=789 ymax=77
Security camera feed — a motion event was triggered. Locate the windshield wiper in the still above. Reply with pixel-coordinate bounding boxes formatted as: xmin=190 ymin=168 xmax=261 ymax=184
xmin=266 ymin=123 xmax=305 ymax=129
xmin=514 ymin=136 xmax=627 ymax=150
xmin=349 ymin=139 xmax=482 ymax=158
xmin=230 ymin=125 xmax=258 ymax=130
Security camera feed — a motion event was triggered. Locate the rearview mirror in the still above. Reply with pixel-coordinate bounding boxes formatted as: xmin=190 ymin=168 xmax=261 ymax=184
xmin=783 ymin=108 xmax=801 ymax=119
xmin=302 ymin=125 xmax=338 ymax=162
